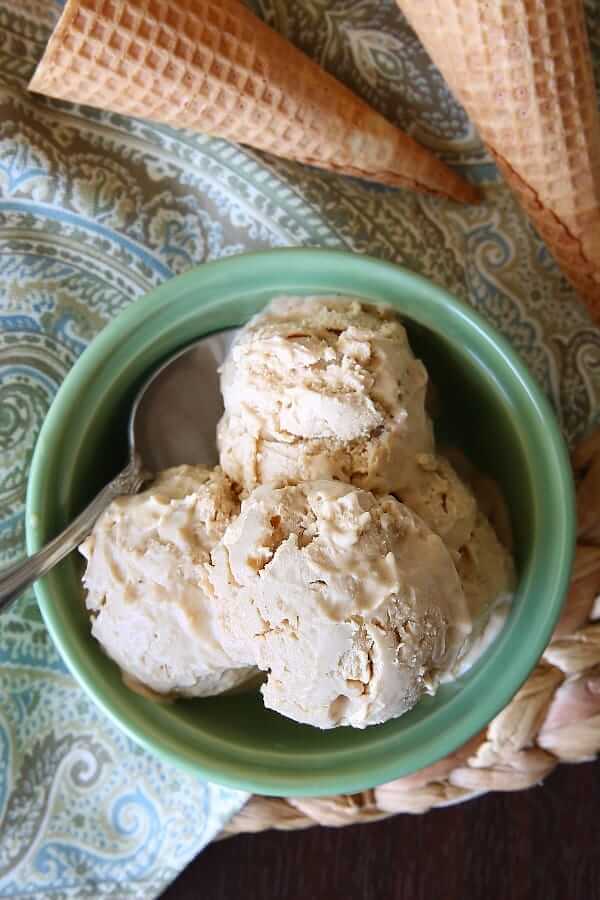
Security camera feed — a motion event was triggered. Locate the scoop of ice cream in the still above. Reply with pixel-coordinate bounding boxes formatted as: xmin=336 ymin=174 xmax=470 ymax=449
xmin=443 ymin=445 xmax=514 ymax=551
xmin=455 ymin=513 xmax=515 ymax=621
xmin=79 ymin=465 xmax=256 ymax=697
xmin=433 ymin=455 xmax=515 ymax=679
xmin=398 ymin=453 xmax=515 ymax=671
xmin=398 ymin=453 xmax=478 ymax=554
xmin=208 ymin=480 xmax=472 ymax=729
xmin=217 ymin=295 xmax=434 ymax=495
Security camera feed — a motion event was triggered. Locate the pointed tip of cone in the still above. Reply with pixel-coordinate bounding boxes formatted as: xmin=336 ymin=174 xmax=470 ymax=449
xmin=455 ymin=179 xmax=482 ymax=205
xmin=429 ymin=173 xmax=482 ymax=205
xmin=309 ymin=155 xmax=482 ymax=203
xmin=363 ymin=161 xmax=482 ymax=203
xmin=397 ymin=171 xmax=482 ymax=204
xmin=378 ymin=125 xmax=483 ymax=204
xmin=317 ymin=121 xmax=484 ymax=204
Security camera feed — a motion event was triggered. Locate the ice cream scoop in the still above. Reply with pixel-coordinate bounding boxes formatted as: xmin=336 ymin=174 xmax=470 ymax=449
xmin=218 ymin=295 xmax=434 ymax=496
xmin=80 ymin=465 xmax=255 ymax=697
xmin=208 ymin=480 xmax=473 ymax=728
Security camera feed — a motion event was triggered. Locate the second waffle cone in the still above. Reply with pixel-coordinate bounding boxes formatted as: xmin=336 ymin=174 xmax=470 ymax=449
xmin=398 ymin=0 xmax=600 ymax=321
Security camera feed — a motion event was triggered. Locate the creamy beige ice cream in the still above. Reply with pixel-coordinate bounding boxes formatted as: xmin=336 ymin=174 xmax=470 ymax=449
xmin=456 ymin=513 xmax=514 ymax=622
xmin=435 ymin=447 xmax=515 ymax=627
xmin=80 ymin=295 xmax=515 ymax=728
xmin=208 ymin=480 xmax=472 ymax=729
xmin=217 ymin=295 xmax=488 ymax=557
xmin=79 ymin=465 xmax=256 ymax=697
xmin=217 ymin=295 xmax=434 ymax=496
xmin=398 ymin=453 xmax=478 ymax=555
xmin=442 ymin=478 xmax=515 ymax=678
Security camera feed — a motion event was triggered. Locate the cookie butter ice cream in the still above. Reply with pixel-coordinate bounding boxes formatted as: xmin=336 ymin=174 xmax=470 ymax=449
xmin=79 ymin=294 xmax=516 ymax=730
xmin=399 ymin=453 xmax=478 ymax=555
xmin=208 ymin=480 xmax=472 ymax=729
xmin=456 ymin=513 xmax=514 ymax=620
xmin=217 ymin=295 xmax=434 ymax=496
xmin=79 ymin=465 xmax=256 ymax=697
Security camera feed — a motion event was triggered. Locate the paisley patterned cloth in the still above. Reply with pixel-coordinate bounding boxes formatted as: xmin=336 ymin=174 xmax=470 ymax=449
xmin=1 ymin=0 xmax=600 ymax=896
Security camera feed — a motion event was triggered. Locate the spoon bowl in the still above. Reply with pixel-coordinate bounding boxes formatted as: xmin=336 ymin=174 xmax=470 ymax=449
xmin=131 ymin=330 xmax=237 ymax=472
xmin=0 ymin=330 xmax=238 ymax=612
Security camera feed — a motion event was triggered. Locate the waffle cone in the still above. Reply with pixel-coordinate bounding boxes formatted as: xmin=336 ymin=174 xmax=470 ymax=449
xmin=398 ymin=0 xmax=600 ymax=321
xmin=28 ymin=0 xmax=479 ymax=203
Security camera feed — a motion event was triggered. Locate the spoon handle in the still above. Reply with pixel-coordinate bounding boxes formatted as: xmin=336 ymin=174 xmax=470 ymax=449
xmin=0 ymin=455 xmax=146 ymax=614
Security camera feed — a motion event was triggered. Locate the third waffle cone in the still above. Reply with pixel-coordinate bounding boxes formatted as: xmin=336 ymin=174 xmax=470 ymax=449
xmin=28 ymin=0 xmax=479 ymax=203
xmin=398 ymin=0 xmax=600 ymax=321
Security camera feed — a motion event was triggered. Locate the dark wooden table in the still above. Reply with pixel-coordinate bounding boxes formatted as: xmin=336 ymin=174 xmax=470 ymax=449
xmin=163 ymin=760 xmax=600 ymax=900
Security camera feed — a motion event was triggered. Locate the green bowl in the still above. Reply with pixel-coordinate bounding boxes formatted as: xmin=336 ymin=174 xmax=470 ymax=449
xmin=27 ymin=248 xmax=575 ymax=797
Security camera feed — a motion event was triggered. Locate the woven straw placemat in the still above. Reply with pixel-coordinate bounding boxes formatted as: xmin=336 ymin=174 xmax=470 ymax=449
xmin=222 ymin=429 xmax=600 ymax=834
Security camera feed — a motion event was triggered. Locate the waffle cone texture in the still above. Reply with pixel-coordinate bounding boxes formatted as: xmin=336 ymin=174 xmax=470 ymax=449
xmin=28 ymin=0 xmax=479 ymax=203
xmin=398 ymin=0 xmax=600 ymax=321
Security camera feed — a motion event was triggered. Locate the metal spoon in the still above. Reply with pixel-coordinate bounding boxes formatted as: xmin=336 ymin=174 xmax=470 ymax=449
xmin=0 ymin=328 xmax=238 ymax=613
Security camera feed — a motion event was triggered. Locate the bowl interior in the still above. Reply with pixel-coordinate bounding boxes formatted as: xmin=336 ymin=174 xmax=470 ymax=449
xmin=27 ymin=249 xmax=574 ymax=796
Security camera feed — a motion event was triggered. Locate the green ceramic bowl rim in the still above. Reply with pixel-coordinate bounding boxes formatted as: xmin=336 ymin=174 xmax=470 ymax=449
xmin=26 ymin=248 xmax=575 ymax=796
